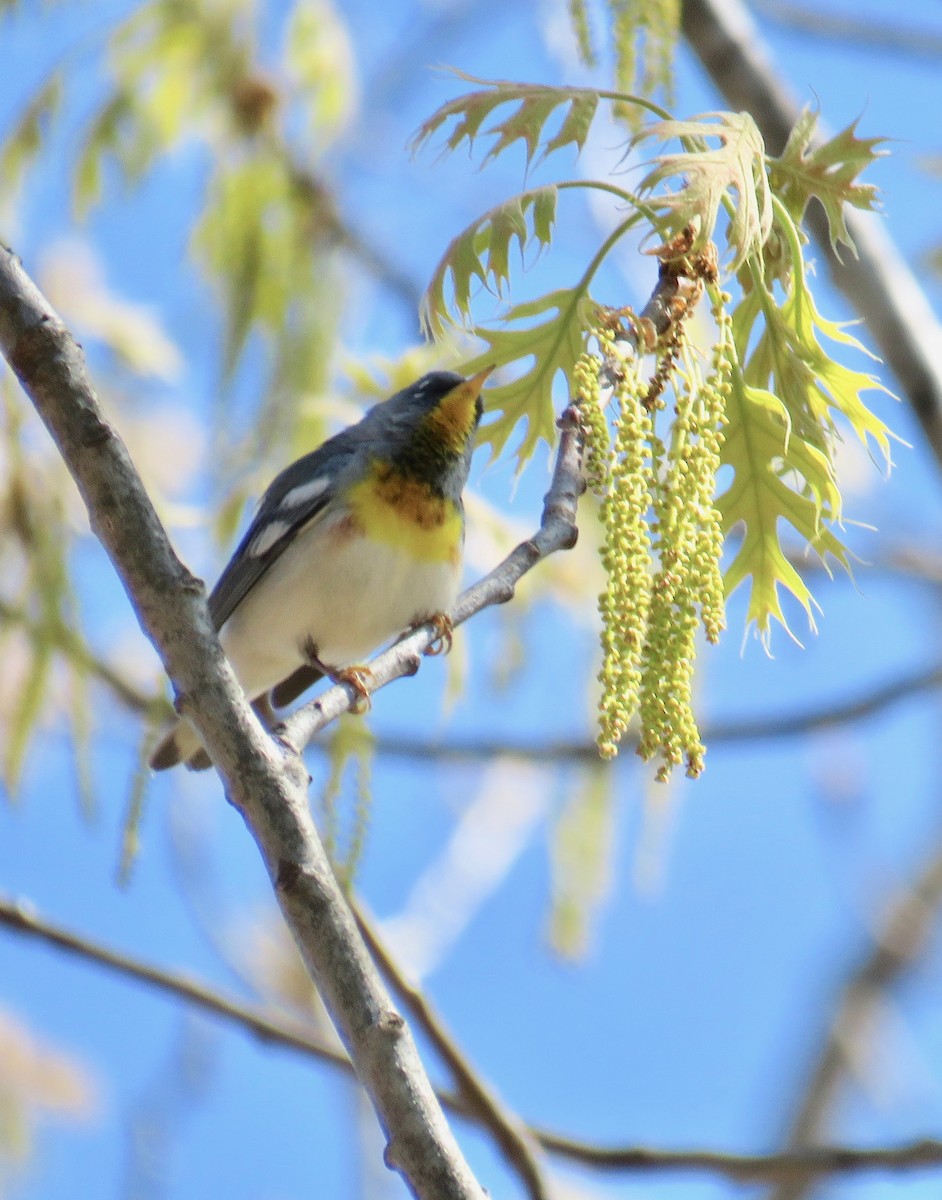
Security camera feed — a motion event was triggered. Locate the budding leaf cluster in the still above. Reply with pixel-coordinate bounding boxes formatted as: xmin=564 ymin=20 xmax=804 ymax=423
xmin=413 ymin=74 xmax=894 ymax=774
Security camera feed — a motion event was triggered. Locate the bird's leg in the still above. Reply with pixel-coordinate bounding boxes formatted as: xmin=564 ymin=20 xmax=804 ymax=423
xmin=301 ymin=636 xmax=373 ymax=714
xmin=422 ymin=612 xmax=454 ymax=657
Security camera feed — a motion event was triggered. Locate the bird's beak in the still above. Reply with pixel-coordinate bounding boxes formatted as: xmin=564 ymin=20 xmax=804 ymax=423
xmin=467 ymin=365 xmax=496 ymax=392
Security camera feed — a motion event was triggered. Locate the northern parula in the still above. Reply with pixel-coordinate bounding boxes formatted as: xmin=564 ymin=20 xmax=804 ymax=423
xmin=150 ymin=367 xmax=492 ymax=771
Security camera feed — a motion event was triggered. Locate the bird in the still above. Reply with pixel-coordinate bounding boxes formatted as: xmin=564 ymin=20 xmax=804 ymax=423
xmin=150 ymin=366 xmax=493 ymax=771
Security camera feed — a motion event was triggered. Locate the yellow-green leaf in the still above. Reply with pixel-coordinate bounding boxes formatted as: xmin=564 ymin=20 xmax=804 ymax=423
xmin=635 ymin=111 xmax=772 ymax=267
xmin=460 ymin=287 xmax=597 ymax=468
xmin=771 ymin=107 xmax=888 ymax=255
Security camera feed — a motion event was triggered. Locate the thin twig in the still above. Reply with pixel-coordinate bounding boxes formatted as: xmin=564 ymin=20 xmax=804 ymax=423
xmin=3 ymin=894 xmax=942 ymax=1186
xmin=0 ymin=894 xmax=355 ymax=1072
xmin=353 ymin=901 xmax=552 ymax=1200
xmin=769 ymin=839 xmax=942 ymax=1200
xmin=363 ymin=659 xmax=942 ymax=762
xmin=530 ymin=1134 xmax=942 ymax=1182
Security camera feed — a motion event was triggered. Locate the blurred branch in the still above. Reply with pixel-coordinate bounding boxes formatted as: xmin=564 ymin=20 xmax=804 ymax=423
xmin=3 ymin=894 xmax=942 ymax=1186
xmin=533 ymin=1134 xmax=942 ymax=1180
xmin=352 ymin=900 xmax=551 ymax=1200
xmin=276 ymin=148 xmax=423 ymax=318
xmin=29 ymin=594 xmax=942 ymax=764
xmin=0 ymin=243 xmax=486 ymax=1200
xmin=753 ymin=1 xmax=942 ymax=60
xmin=682 ymin=0 xmax=942 ymax=472
xmin=0 ymin=893 xmax=356 ymax=1070
xmin=0 ymin=595 xmax=160 ymax=715
xmin=366 ymin=658 xmax=942 ymax=760
xmin=769 ymin=838 xmax=942 ymax=1200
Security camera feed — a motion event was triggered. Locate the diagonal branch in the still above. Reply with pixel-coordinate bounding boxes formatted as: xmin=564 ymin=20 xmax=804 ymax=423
xmin=681 ymin=0 xmax=942 ymax=470
xmin=769 ymin=837 xmax=942 ymax=1200
xmin=3 ymin=893 xmax=942 ymax=1187
xmin=0 ymin=242 xmax=487 ymax=1200
xmin=352 ymin=900 xmax=552 ymax=1200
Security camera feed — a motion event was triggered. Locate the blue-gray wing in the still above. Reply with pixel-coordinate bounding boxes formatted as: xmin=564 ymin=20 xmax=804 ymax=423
xmin=208 ymin=434 xmax=360 ymax=631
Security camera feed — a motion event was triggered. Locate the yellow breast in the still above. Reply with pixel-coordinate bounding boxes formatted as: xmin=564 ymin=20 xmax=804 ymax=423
xmin=346 ymin=460 xmax=463 ymax=565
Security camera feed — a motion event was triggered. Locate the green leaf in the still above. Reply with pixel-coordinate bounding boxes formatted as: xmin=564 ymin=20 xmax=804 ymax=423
xmin=411 ymin=76 xmax=610 ymax=167
xmin=460 ymin=288 xmax=597 ymax=467
xmin=770 ymin=107 xmax=888 ymax=255
xmin=548 ymin=767 xmax=613 ymax=958
xmin=421 ymin=187 xmax=557 ymax=335
xmin=753 ymin=254 xmax=893 ymax=467
xmin=634 ymin=111 xmax=772 ymax=267
xmin=4 ymin=639 xmax=53 ymax=795
xmin=0 ymin=72 xmax=62 ymax=212
xmin=719 ymin=237 xmax=893 ymax=639
xmin=718 ymin=369 xmax=847 ymax=638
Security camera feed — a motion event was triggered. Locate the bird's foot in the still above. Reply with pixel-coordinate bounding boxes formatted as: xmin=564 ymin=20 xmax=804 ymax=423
xmin=423 ymin=612 xmax=454 ymax=657
xmin=330 ymin=666 xmax=374 ymax=714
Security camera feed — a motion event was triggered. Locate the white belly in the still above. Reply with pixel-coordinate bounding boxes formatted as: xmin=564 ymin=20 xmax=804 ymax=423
xmin=219 ymin=520 xmax=461 ymax=701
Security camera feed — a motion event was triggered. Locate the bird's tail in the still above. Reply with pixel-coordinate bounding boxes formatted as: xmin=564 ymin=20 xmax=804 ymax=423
xmin=149 ymin=667 xmax=324 ymax=771
xmin=149 ymin=721 xmax=212 ymax=772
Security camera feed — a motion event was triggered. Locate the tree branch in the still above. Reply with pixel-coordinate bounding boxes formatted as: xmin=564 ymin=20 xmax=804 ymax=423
xmin=755 ymin=1 xmax=942 ymax=61
xmin=681 ymin=0 xmax=942 ymax=471
xmin=3 ymin=894 xmax=942 ymax=1187
xmin=0 ymin=242 xmax=486 ymax=1200
xmin=352 ymin=900 xmax=552 ymax=1200
xmin=769 ymin=838 xmax=942 ymax=1200
xmin=532 ymin=1134 xmax=942 ymax=1182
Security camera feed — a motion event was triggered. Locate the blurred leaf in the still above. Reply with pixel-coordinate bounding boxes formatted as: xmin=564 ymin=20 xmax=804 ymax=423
xmin=548 ymin=768 xmax=614 ymax=958
xmin=4 ymin=638 xmax=53 ymax=796
xmin=319 ymin=714 xmax=375 ymax=887
xmin=193 ymin=154 xmax=294 ymax=374
xmin=568 ymin=0 xmax=596 ymax=67
xmin=609 ymin=0 xmax=680 ymax=125
xmin=0 ymin=71 xmax=62 ymax=216
xmin=0 ymin=1006 xmax=95 ymax=1171
xmin=284 ymin=0 xmax=356 ymax=145
xmin=118 ymin=717 xmax=163 ymax=887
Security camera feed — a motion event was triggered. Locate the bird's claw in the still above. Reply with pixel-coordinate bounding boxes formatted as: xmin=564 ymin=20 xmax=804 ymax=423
xmin=331 ymin=666 xmax=374 ymax=714
xmin=424 ymin=613 xmax=454 ymax=657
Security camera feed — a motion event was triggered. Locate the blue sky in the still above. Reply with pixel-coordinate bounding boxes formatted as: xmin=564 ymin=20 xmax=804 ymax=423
xmin=4 ymin=1 xmax=942 ymax=1199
